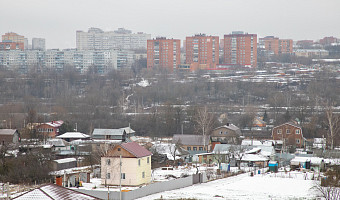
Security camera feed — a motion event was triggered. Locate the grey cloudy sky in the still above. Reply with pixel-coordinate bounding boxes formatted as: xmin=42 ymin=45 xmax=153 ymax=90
xmin=1 ymin=0 xmax=339 ymax=49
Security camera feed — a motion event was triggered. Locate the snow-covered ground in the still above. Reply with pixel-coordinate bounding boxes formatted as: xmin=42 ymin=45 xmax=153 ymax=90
xmin=137 ymin=171 xmax=320 ymax=200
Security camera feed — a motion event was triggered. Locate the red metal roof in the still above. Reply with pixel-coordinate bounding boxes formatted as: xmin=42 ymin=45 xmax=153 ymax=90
xmin=121 ymin=142 xmax=152 ymax=158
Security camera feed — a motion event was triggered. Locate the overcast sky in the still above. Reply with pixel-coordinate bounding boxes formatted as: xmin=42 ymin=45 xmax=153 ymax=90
xmin=1 ymin=0 xmax=339 ymax=49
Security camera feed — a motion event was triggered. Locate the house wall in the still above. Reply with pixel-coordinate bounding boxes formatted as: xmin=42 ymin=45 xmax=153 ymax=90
xmin=36 ymin=124 xmax=59 ymax=138
xmin=211 ymin=127 xmax=239 ymax=144
xmin=101 ymin=156 xmax=151 ymax=186
xmin=0 ymin=131 xmax=20 ymax=145
xmin=183 ymin=145 xmax=208 ymax=152
xmin=272 ymin=124 xmax=303 ymax=147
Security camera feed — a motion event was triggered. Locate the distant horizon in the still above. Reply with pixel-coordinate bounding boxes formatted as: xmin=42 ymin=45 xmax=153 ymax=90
xmin=1 ymin=0 xmax=339 ymax=49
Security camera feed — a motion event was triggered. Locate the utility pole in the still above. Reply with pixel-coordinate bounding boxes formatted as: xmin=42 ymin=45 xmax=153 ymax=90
xmin=119 ymin=155 xmax=122 ymax=200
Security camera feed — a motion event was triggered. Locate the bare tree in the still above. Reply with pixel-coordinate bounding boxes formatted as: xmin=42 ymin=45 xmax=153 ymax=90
xmin=229 ymin=145 xmax=246 ymax=170
xmin=193 ymin=106 xmax=215 ymax=152
xmin=324 ymin=102 xmax=340 ymax=150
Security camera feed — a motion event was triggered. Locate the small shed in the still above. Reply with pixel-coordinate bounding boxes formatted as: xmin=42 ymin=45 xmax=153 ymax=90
xmin=0 ymin=129 xmax=20 ymax=145
xmin=269 ymin=161 xmax=278 ymax=172
xmin=53 ymin=158 xmax=77 ymax=171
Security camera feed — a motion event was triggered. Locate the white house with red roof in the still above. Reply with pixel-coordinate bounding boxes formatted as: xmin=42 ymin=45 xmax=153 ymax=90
xmin=101 ymin=142 xmax=152 ymax=186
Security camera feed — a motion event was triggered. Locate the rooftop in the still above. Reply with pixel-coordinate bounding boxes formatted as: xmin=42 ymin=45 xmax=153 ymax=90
xmin=13 ymin=183 xmax=100 ymax=200
xmin=120 ymin=142 xmax=152 ymax=158
xmin=173 ymin=134 xmax=210 ymax=146
xmin=57 ymin=132 xmax=90 ymax=139
xmin=0 ymin=129 xmax=17 ymax=136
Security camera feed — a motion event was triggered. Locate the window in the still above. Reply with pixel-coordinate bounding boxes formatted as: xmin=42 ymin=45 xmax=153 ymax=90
xmin=138 ymin=159 xmax=141 ymax=166
xmin=106 ymin=159 xmax=111 ymax=165
xmin=147 ymin=157 xmax=150 ymax=164
xmin=224 ymin=131 xmax=228 ymax=135
xmin=187 ymin=147 xmax=191 ymax=151
xmin=121 ymin=173 xmax=125 ymax=179
xmin=142 ymin=172 xmax=145 ymax=178
xmin=219 ymin=131 xmax=222 ymax=135
xmin=106 ymin=173 xmax=110 ymax=179
xmin=286 ymin=129 xmax=290 ymax=134
xmin=296 ymin=130 xmax=300 ymax=134
xmin=118 ymin=148 xmax=121 ymax=151
xmin=199 ymin=147 xmax=203 ymax=151
xmin=193 ymin=147 xmax=197 ymax=151
xmin=296 ymin=139 xmax=300 ymax=144
xmin=277 ymin=129 xmax=282 ymax=134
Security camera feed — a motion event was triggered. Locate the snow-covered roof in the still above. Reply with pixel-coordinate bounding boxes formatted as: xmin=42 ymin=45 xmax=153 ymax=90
xmin=241 ymin=154 xmax=269 ymax=162
xmin=41 ymin=120 xmax=64 ymax=128
xmin=12 ymin=184 xmax=100 ymax=200
xmin=290 ymin=156 xmax=339 ymax=165
xmin=53 ymin=158 xmax=77 ymax=164
xmin=92 ymin=129 xmax=125 ymax=136
xmin=241 ymin=139 xmax=262 ymax=146
xmin=57 ymin=132 xmax=90 ymax=139
xmin=47 ymin=138 xmax=69 ymax=147
xmin=214 ymin=124 xmax=241 ymax=132
xmin=120 ymin=127 xmax=135 ymax=134
xmin=0 ymin=129 xmax=17 ymax=135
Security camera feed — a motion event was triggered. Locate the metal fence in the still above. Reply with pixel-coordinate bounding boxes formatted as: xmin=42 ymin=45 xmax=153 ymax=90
xmin=76 ymin=173 xmax=207 ymax=200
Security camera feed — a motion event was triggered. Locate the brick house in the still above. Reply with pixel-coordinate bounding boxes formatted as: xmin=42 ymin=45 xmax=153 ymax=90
xmin=272 ymin=122 xmax=304 ymax=148
xmin=101 ymin=142 xmax=152 ymax=186
xmin=36 ymin=120 xmax=64 ymax=139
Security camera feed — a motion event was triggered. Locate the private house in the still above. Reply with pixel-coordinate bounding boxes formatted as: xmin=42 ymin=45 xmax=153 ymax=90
xmin=172 ymin=134 xmax=210 ymax=153
xmin=196 ymin=144 xmax=269 ymax=167
xmin=46 ymin=138 xmax=71 ymax=152
xmin=92 ymin=127 xmax=135 ymax=141
xmin=101 ymin=142 xmax=152 ymax=186
xmin=272 ymin=122 xmax=304 ymax=148
xmin=57 ymin=132 xmax=90 ymax=142
xmin=210 ymin=124 xmax=241 ymax=149
xmin=36 ymin=120 xmax=64 ymax=139
xmin=0 ymin=129 xmax=20 ymax=145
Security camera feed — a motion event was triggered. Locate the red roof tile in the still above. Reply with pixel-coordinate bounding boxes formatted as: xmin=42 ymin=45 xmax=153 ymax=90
xmin=121 ymin=142 xmax=152 ymax=158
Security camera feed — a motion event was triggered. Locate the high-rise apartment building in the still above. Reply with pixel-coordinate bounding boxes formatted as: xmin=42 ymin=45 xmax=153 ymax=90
xmin=185 ymin=34 xmax=219 ymax=69
xmin=147 ymin=37 xmax=181 ymax=71
xmin=0 ymin=42 xmax=24 ymax=50
xmin=259 ymin=36 xmax=293 ymax=55
xmin=2 ymin=32 xmax=25 ymax=43
xmin=76 ymin=27 xmax=151 ymax=50
xmin=1 ymin=32 xmax=25 ymax=51
xmin=32 ymin=38 xmax=46 ymax=51
xmin=224 ymin=32 xmax=257 ymax=67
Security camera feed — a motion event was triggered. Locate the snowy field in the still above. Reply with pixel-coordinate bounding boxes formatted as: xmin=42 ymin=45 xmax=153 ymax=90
xmin=137 ymin=171 xmax=320 ymax=200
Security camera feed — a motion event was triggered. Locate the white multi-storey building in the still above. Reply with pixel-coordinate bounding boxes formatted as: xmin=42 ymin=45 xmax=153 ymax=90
xmin=0 ymin=49 xmax=132 ymax=74
xmin=76 ymin=27 xmax=151 ymax=51
xmin=32 ymin=38 xmax=46 ymax=51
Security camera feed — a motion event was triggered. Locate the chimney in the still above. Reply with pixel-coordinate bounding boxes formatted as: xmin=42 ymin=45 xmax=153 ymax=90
xmin=226 ymin=123 xmax=230 ymax=126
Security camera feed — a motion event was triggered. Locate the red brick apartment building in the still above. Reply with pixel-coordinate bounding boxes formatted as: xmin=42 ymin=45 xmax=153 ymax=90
xmin=260 ymin=36 xmax=293 ymax=55
xmin=185 ymin=34 xmax=219 ymax=70
xmin=0 ymin=42 xmax=24 ymax=50
xmin=147 ymin=37 xmax=181 ymax=72
xmin=224 ymin=32 xmax=257 ymax=67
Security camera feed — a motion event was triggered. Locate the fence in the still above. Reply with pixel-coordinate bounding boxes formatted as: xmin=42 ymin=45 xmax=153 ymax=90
xmin=76 ymin=173 xmax=207 ymax=200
